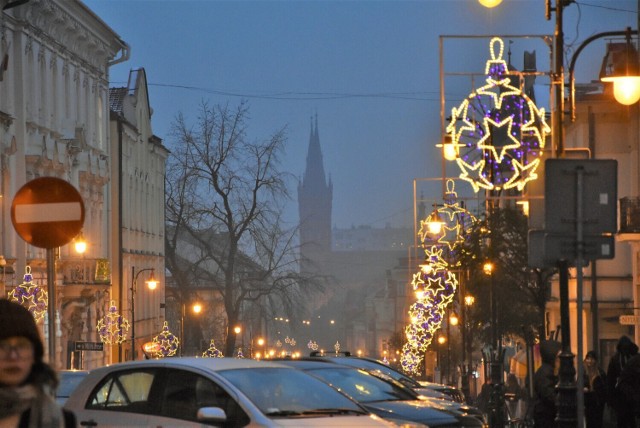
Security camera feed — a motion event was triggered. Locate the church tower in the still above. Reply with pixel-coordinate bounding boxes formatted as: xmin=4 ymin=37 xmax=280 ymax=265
xmin=298 ymin=115 xmax=333 ymax=273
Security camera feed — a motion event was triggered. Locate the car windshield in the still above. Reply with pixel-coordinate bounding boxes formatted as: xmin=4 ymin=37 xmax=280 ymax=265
xmin=218 ymin=367 xmax=366 ymax=416
xmin=307 ymin=367 xmax=416 ymax=403
xmin=334 ymin=358 xmax=421 ymax=388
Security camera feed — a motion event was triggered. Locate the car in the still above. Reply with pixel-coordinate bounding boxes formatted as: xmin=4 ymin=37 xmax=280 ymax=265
xmin=277 ymin=359 xmax=485 ymax=428
xmin=309 ymin=352 xmax=467 ymax=403
xmin=64 ymin=357 xmax=393 ymax=427
xmin=55 ymin=370 xmax=89 ymax=406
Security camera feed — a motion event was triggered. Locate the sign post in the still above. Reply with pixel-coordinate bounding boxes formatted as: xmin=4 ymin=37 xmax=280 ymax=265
xmin=11 ymin=177 xmax=85 ymax=368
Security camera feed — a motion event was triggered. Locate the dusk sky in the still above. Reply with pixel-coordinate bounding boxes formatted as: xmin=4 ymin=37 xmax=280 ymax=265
xmin=84 ymin=0 xmax=637 ymax=230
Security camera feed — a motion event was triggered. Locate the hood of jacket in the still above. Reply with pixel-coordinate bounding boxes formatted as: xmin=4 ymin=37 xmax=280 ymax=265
xmin=539 ymin=340 xmax=561 ymax=365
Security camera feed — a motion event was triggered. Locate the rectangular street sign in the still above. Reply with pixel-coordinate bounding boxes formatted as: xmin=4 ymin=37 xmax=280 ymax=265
xmin=74 ymin=341 xmax=104 ymax=352
xmin=619 ymin=315 xmax=640 ymax=325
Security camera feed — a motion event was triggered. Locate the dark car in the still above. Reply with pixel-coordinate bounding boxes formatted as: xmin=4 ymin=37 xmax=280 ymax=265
xmin=277 ymin=359 xmax=485 ymax=427
xmin=309 ymin=352 xmax=467 ymax=403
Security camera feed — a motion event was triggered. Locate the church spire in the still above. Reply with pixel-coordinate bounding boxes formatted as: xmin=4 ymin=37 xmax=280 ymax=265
xmin=298 ymin=114 xmax=333 ymax=272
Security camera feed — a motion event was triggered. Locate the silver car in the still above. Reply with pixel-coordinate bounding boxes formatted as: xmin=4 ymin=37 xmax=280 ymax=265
xmin=64 ymin=357 xmax=393 ymax=427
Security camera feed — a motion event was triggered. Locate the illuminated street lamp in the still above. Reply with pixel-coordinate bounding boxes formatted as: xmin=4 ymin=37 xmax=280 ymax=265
xmin=74 ymin=231 xmax=87 ymax=255
xmin=131 ymin=267 xmax=158 ymax=360
xmin=180 ymin=300 xmax=203 ymax=356
xmin=478 ymin=0 xmax=502 ymax=8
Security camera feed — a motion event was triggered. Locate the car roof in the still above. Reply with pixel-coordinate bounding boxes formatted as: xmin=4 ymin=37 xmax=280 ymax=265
xmin=93 ymin=357 xmax=292 ymax=373
xmin=273 ymin=359 xmax=359 ymax=370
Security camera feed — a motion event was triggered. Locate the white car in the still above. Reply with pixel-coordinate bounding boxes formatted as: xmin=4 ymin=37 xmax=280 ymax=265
xmin=64 ymin=357 xmax=393 ymax=427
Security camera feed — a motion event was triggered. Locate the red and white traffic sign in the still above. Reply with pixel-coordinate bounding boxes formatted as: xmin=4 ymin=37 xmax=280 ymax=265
xmin=11 ymin=177 xmax=85 ymax=249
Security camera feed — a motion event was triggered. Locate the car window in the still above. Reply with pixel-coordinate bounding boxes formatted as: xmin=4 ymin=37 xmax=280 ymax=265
xmin=86 ymin=369 xmax=155 ymax=414
xmin=160 ymin=368 xmax=249 ymax=426
xmin=218 ymin=367 xmax=364 ymax=415
xmin=308 ymin=368 xmax=415 ymax=403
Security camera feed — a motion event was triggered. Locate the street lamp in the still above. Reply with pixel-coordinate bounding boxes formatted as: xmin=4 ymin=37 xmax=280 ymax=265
xmin=234 ymin=325 xmax=243 ymax=355
xmin=483 ymin=261 xmax=504 ymax=428
xmin=180 ymin=300 xmax=203 ymax=356
xmin=478 ymin=0 xmax=502 ymax=8
xmin=464 ymin=294 xmax=476 ymax=402
xmin=437 ymin=335 xmax=446 ymax=384
xmin=74 ymin=231 xmax=87 ymax=255
xmin=131 ymin=267 xmax=158 ymax=360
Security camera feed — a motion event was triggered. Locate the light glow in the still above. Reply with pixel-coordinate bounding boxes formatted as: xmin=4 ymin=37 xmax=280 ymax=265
xmin=606 ymin=76 xmax=640 ymax=105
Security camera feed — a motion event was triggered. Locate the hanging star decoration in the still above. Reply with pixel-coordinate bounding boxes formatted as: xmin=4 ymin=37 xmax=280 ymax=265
xmin=9 ymin=266 xmax=48 ymax=322
xmin=202 ymin=339 xmax=224 ymax=358
xmin=441 ymin=37 xmax=550 ymax=193
xmin=401 ymin=247 xmax=458 ymax=375
xmin=96 ymin=300 xmax=130 ymax=344
xmin=152 ymin=321 xmax=179 ymax=358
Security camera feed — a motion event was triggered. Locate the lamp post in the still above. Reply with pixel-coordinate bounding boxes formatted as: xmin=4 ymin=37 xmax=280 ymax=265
xmin=180 ymin=300 xmax=202 ymax=357
xmin=437 ymin=335 xmax=446 ymax=384
xmin=483 ymin=261 xmax=504 ymax=428
xmin=131 ymin=267 xmax=158 ymax=360
xmin=464 ymin=294 xmax=475 ymax=402
xmin=234 ymin=325 xmax=242 ymax=356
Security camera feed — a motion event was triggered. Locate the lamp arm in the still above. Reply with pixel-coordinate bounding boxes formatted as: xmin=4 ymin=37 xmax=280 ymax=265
xmin=569 ymin=28 xmax=637 ymax=122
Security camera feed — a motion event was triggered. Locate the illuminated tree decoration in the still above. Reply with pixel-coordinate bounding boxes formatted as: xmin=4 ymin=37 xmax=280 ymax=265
xmin=96 ymin=300 xmax=130 ymax=344
xmin=202 ymin=339 xmax=224 ymax=358
xmin=334 ymin=341 xmax=341 ymax=354
xmin=442 ymin=37 xmax=550 ymax=193
xmin=8 ymin=266 xmax=48 ymax=322
xmin=152 ymin=321 xmax=179 ymax=358
xmin=236 ymin=348 xmax=244 ymax=358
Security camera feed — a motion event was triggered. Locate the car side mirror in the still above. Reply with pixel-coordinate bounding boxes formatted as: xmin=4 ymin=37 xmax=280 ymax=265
xmin=197 ymin=407 xmax=227 ymax=423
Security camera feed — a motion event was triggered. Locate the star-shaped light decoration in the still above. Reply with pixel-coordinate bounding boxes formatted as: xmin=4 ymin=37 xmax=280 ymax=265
xmin=96 ymin=300 xmax=130 ymax=344
xmin=401 ymin=246 xmax=458 ymax=375
xmin=152 ymin=321 xmax=179 ymax=358
xmin=441 ymin=37 xmax=550 ymax=193
xmin=9 ymin=266 xmax=48 ymax=322
xmin=202 ymin=339 xmax=224 ymax=358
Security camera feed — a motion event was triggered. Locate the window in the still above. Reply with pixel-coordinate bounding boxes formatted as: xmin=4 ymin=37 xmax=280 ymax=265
xmin=87 ymin=370 xmax=155 ymax=415
xmin=160 ymin=369 xmax=249 ymax=426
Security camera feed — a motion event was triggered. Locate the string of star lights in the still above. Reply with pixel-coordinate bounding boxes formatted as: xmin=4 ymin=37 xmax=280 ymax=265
xmin=9 ymin=266 xmax=48 ymax=322
xmin=96 ymin=300 xmax=130 ymax=344
xmin=418 ymin=180 xmax=476 ymax=266
xmin=401 ymin=246 xmax=458 ymax=375
xmin=440 ymin=37 xmax=550 ymax=193
xmin=152 ymin=321 xmax=179 ymax=358
xmin=202 ymin=339 xmax=224 ymax=358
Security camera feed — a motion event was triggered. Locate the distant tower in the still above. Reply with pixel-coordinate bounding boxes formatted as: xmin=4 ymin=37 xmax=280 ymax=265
xmin=298 ymin=115 xmax=333 ymax=273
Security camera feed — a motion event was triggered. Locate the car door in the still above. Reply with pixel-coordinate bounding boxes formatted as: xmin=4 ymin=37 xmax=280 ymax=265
xmin=74 ymin=369 xmax=155 ymax=427
xmin=154 ymin=368 xmax=251 ymax=427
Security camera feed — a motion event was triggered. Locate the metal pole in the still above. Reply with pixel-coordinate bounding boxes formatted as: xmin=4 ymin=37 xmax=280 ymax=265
xmin=131 ymin=266 xmax=135 ymax=360
xmin=557 ymin=259 xmax=577 ymax=427
xmin=576 ymin=167 xmax=585 ymax=428
xmin=180 ymin=301 xmax=185 ymax=357
xmin=47 ymin=248 xmax=56 ymax=368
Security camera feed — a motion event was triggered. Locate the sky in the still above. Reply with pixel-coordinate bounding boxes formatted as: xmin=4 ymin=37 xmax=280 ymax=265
xmin=83 ymin=0 xmax=638 ymax=230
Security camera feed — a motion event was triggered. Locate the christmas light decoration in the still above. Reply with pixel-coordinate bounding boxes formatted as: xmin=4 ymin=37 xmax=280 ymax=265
xmin=202 ymin=339 xmax=224 ymax=358
xmin=334 ymin=341 xmax=341 ymax=354
xmin=152 ymin=321 xmax=179 ymax=358
xmin=9 ymin=266 xmax=48 ymax=322
xmin=96 ymin=300 xmax=130 ymax=344
xmin=236 ymin=348 xmax=245 ymax=358
xmin=401 ymin=246 xmax=458 ymax=375
xmin=307 ymin=340 xmax=319 ymax=351
xmin=443 ymin=37 xmax=550 ymax=193
xmin=418 ymin=180 xmax=476 ymax=265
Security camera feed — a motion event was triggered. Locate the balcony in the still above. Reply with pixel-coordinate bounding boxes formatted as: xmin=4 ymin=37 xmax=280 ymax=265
xmin=618 ymin=197 xmax=640 ymax=241
xmin=60 ymin=258 xmax=111 ymax=286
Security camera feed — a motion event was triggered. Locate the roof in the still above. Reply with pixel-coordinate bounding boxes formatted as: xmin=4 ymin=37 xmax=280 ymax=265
xmin=108 ymin=87 xmax=127 ymax=114
xmin=100 ymin=357 xmax=290 ymax=372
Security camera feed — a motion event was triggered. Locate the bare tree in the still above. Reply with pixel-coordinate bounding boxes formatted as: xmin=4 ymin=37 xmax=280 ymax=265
xmin=165 ymin=101 xmax=322 ymax=356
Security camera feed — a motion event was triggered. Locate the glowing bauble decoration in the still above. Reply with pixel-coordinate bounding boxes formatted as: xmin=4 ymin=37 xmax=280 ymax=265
xmin=202 ymin=339 xmax=224 ymax=358
xmin=236 ymin=348 xmax=244 ymax=358
xmin=443 ymin=37 xmax=550 ymax=193
xmin=307 ymin=340 xmax=319 ymax=351
xmin=418 ymin=180 xmax=476 ymax=267
xmin=152 ymin=321 xmax=179 ymax=358
xmin=334 ymin=341 xmax=341 ymax=354
xmin=96 ymin=300 xmax=130 ymax=344
xmin=9 ymin=266 xmax=48 ymax=322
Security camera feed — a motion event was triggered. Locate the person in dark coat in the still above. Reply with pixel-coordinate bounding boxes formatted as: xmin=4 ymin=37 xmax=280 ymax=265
xmin=0 ymin=299 xmax=76 ymax=428
xmin=583 ymin=350 xmax=607 ymax=428
xmin=615 ymin=352 xmax=640 ymax=428
xmin=532 ymin=340 xmax=561 ymax=428
xmin=606 ymin=335 xmax=639 ymax=428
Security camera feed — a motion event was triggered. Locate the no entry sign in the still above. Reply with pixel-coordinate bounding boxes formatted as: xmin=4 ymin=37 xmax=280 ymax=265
xmin=11 ymin=177 xmax=85 ymax=249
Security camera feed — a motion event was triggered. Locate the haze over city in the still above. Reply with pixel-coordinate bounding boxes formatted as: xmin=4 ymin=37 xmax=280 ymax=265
xmin=85 ymin=0 xmax=637 ymax=229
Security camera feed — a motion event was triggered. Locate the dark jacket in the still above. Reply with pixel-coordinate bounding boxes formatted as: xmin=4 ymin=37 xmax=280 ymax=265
xmin=616 ymin=353 xmax=640 ymax=416
xmin=606 ymin=335 xmax=638 ymax=407
xmin=533 ymin=340 xmax=561 ymax=427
